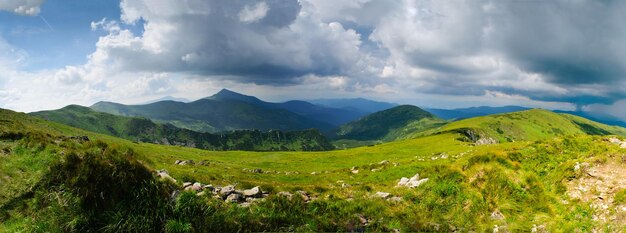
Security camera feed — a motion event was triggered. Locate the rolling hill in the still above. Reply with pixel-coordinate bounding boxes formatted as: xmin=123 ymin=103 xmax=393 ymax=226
xmin=335 ymin=105 xmax=446 ymax=141
xmin=2 ymin=106 xmax=626 ymax=232
xmin=91 ymin=89 xmax=366 ymax=133
xmin=428 ymin=109 xmax=626 ymax=143
xmin=31 ymin=105 xmax=334 ymax=151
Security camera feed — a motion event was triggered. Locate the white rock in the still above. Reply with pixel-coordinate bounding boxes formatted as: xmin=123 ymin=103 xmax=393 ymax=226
xmin=243 ymin=186 xmax=262 ymax=198
xmin=375 ymin=192 xmax=391 ymax=199
xmin=351 ymin=170 xmax=359 ymax=174
xmin=397 ymin=177 xmax=409 ymax=186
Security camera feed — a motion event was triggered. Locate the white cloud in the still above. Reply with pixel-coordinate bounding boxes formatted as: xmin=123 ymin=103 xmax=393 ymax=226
xmin=239 ymin=2 xmax=269 ymax=23
xmin=0 ymin=0 xmax=44 ymax=16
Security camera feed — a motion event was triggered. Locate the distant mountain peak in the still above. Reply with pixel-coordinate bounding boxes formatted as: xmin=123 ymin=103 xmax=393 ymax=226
xmin=207 ymin=89 xmax=262 ymax=104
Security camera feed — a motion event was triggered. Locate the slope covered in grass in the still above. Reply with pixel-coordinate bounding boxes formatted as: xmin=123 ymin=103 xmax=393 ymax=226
xmin=336 ymin=105 xmax=445 ymax=141
xmin=2 ymin=108 xmax=626 ymax=232
xmin=418 ymin=109 xmax=626 ymax=143
xmin=31 ymin=105 xmax=334 ymax=151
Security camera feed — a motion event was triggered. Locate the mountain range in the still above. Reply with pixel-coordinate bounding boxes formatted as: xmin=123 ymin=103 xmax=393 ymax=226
xmin=31 ymin=105 xmax=334 ymax=151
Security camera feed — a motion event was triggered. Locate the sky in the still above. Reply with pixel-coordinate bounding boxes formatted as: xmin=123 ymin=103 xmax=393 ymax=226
xmin=1 ymin=0 xmax=626 ymax=120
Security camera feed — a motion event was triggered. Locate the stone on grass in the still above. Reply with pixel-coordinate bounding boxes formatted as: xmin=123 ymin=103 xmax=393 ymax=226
xmin=375 ymin=192 xmax=391 ymax=199
xmin=243 ymin=186 xmax=262 ymax=198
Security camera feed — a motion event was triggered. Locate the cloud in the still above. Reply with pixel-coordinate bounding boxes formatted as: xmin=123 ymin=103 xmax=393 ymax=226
xmin=82 ymin=0 xmax=374 ymax=85
xmin=0 ymin=0 xmax=45 ymax=16
xmin=4 ymin=0 xmax=626 ymax=114
xmin=239 ymin=2 xmax=269 ymax=23
xmin=583 ymin=99 xmax=626 ymax=122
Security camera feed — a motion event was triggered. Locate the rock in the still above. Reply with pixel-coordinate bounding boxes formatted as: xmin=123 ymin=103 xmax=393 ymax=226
xmin=371 ymin=168 xmax=381 ymax=172
xmin=311 ymin=172 xmax=318 ymax=175
xmin=239 ymin=202 xmax=251 ymax=208
xmin=243 ymin=186 xmax=262 ymax=198
xmin=351 ymin=166 xmax=357 ymax=170
xmin=190 ymin=182 xmax=203 ymax=192
xmin=225 ymin=193 xmax=243 ymax=203
xmin=490 ymin=210 xmax=505 ymax=220
xmin=253 ymin=168 xmax=263 ymax=173
xmin=203 ymin=184 xmax=214 ymax=191
xmin=182 ymin=182 xmax=193 ymax=189
xmin=397 ymin=177 xmax=410 ymax=186
xmin=493 ymin=225 xmax=499 ymax=233
xmin=358 ymin=215 xmax=369 ymax=226
xmin=296 ymin=191 xmax=310 ymax=202
xmin=397 ymin=174 xmax=428 ymax=188
xmin=175 ymin=160 xmax=182 ymax=165
xmin=156 ymin=170 xmax=177 ymax=183
xmin=196 ymin=191 xmax=206 ymax=196
xmin=379 ymin=160 xmax=389 ymax=165
xmin=389 ymin=197 xmax=402 ymax=202
xmin=341 ymin=183 xmax=351 ymax=188
xmin=375 ymin=192 xmax=391 ymax=199
xmin=220 ymin=185 xmax=236 ymax=197
xmin=198 ymin=160 xmax=210 ymax=165
xmin=407 ymin=178 xmax=429 ymax=188
xmin=351 ymin=170 xmax=359 ymax=174
xmin=574 ymin=162 xmax=590 ymax=171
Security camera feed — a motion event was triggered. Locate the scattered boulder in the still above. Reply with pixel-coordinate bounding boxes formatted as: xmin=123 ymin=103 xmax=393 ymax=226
xmin=351 ymin=169 xmax=359 ymax=174
xmin=379 ymin=160 xmax=389 ymax=165
xmin=190 ymin=182 xmax=203 ymax=192
xmin=388 ymin=197 xmax=402 ymax=202
xmin=203 ymin=184 xmax=214 ymax=191
xmin=182 ymin=182 xmax=193 ymax=189
xmin=375 ymin=192 xmax=391 ymax=199
xmin=175 ymin=160 xmax=195 ymax=165
xmin=371 ymin=168 xmax=381 ymax=172
xmin=253 ymin=168 xmax=263 ymax=173
xmin=220 ymin=185 xmax=236 ymax=197
xmin=156 ymin=169 xmax=177 ymax=183
xmin=226 ymin=193 xmax=243 ymax=203
xmin=397 ymin=173 xmax=429 ymax=188
xmin=198 ymin=160 xmax=210 ymax=165
xmin=296 ymin=191 xmax=310 ymax=202
xmin=341 ymin=183 xmax=351 ymax=188
xmin=574 ymin=162 xmax=590 ymax=171
xmin=243 ymin=186 xmax=262 ymax=198
xmin=397 ymin=177 xmax=410 ymax=186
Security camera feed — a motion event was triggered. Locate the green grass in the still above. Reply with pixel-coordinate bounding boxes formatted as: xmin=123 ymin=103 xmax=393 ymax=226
xmin=2 ymin=108 xmax=626 ymax=231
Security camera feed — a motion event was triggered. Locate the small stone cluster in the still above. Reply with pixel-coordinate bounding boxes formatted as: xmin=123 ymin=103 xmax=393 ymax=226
xmin=396 ymin=173 xmax=429 ymax=188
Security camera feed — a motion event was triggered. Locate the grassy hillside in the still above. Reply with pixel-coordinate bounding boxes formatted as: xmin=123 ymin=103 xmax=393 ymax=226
xmin=413 ymin=109 xmax=626 ymax=143
xmin=2 ymin=108 xmax=626 ymax=232
xmin=336 ymin=105 xmax=446 ymax=141
xmin=31 ymin=105 xmax=334 ymax=151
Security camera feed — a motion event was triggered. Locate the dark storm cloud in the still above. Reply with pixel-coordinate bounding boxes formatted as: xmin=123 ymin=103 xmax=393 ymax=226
xmin=92 ymin=0 xmax=366 ymax=85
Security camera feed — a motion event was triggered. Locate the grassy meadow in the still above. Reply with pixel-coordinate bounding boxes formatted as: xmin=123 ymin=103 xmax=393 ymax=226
xmin=1 ymin=108 xmax=625 ymax=232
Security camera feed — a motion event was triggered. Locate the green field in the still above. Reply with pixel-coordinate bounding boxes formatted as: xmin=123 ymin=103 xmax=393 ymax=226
xmin=2 ymin=108 xmax=626 ymax=232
